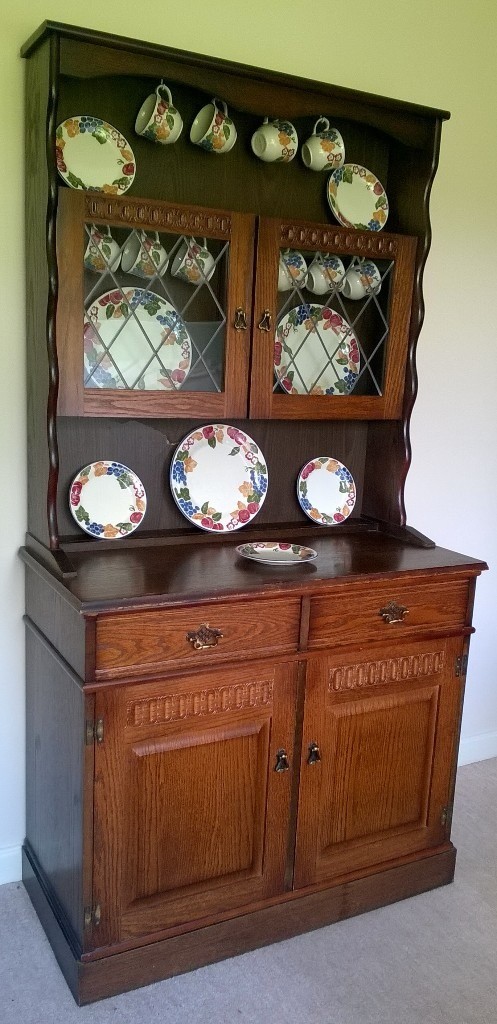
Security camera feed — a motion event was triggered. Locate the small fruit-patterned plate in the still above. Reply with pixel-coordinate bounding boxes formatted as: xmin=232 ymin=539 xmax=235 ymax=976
xmin=327 ymin=163 xmax=388 ymax=232
xmin=170 ymin=425 xmax=268 ymax=532
xmin=56 ymin=116 xmax=136 ymax=193
xmin=297 ymin=457 xmax=356 ymax=526
xmin=236 ymin=541 xmax=317 ymax=565
xmin=69 ymin=461 xmax=146 ymax=539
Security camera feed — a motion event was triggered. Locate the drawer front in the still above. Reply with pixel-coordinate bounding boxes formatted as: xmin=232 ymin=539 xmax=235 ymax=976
xmin=95 ymin=596 xmax=301 ymax=678
xmin=308 ymin=577 xmax=469 ymax=650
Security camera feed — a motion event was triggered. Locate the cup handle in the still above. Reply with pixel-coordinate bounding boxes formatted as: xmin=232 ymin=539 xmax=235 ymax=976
xmin=313 ymin=116 xmax=330 ymax=134
xmin=153 ymin=232 xmax=160 ymax=243
xmin=263 ymin=116 xmax=269 ymax=125
xmin=213 ymin=97 xmax=228 ymax=117
xmin=157 ymin=82 xmax=172 ymax=105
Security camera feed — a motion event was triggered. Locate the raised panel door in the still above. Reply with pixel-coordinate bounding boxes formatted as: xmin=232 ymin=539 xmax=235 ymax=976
xmin=294 ymin=636 xmax=463 ymax=888
xmin=91 ymin=660 xmax=297 ymax=946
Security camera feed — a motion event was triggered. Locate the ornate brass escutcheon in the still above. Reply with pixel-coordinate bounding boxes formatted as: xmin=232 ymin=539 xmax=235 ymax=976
xmin=233 ymin=307 xmax=248 ymax=330
xmin=186 ymin=624 xmax=224 ymax=650
xmin=379 ymin=601 xmax=409 ymax=624
xmin=257 ymin=309 xmax=272 ymax=332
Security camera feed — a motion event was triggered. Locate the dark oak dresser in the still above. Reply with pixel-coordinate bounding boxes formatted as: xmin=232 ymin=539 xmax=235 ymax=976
xmin=21 ymin=21 xmax=486 ymax=1004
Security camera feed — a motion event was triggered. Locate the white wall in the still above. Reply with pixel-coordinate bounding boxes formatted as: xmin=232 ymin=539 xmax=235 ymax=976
xmin=1 ymin=0 xmax=495 ymax=883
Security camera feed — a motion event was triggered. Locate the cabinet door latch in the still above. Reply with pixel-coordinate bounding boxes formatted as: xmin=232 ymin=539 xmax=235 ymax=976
xmin=84 ymin=904 xmax=102 ymax=928
xmin=85 ymin=718 xmax=104 ymax=745
xmin=455 ymin=654 xmax=468 ymax=677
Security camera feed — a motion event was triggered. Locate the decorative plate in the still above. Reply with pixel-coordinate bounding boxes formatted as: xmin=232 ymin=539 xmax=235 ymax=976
xmin=69 ymin=461 xmax=146 ymax=539
xmin=56 ymin=116 xmax=136 ymax=194
xmin=170 ymin=425 xmax=268 ymax=532
xmin=297 ymin=457 xmax=356 ymax=526
xmin=236 ymin=541 xmax=317 ymax=565
xmin=274 ymin=304 xmax=360 ymax=395
xmin=84 ymin=288 xmax=192 ymax=390
xmin=327 ymin=164 xmax=388 ymax=232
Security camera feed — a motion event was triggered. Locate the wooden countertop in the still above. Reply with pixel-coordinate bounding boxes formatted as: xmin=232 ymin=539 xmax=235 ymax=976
xmin=21 ymin=533 xmax=487 ymax=613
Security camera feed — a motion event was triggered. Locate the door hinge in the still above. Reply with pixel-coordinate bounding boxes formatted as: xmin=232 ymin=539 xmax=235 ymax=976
xmin=455 ymin=654 xmax=468 ymax=677
xmin=440 ymin=804 xmax=452 ymax=828
xmin=84 ymin=904 xmax=101 ymax=928
xmin=85 ymin=717 xmax=104 ymax=745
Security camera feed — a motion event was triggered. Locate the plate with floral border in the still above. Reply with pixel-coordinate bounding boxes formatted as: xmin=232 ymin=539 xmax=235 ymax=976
xmin=56 ymin=116 xmax=136 ymax=194
xmin=84 ymin=288 xmax=192 ymax=390
xmin=274 ymin=304 xmax=360 ymax=395
xmin=327 ymin=163 xmax=388 ymax=232
xmin=236 ymin=541 xmax=317 ymax=565
xmin=297 ymin=457 xmax=356 ymax=526
xmin=69 ymin=461 xmax=146 ymax=539
xmin=170 ymin=425 xmax=268 ymax=532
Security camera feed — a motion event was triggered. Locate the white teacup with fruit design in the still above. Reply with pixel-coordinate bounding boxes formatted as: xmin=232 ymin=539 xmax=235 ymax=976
xmin=307 ymin=254 xmax=345 ymax=295
xmin=251 ymin=117 xmax=298 ymax=163
xmin=170 ymin=238 xmax=216 ymax=284
xmin=135 ymin=82 xmax=183 ymax=144
xmin=190 ymin=98 xmax=237 ymax=154
xmin=121 ymin=230 xmax=168 ymax=278
xmin=277 ymin=249 xmax=307 ymax=292
xmin=84 ymin=224 xmax=120 ymax=273
xmin=341 ymin=260 xmax=382 ymax=300
xmin=301 ymin=118 xmax=345 ymax=172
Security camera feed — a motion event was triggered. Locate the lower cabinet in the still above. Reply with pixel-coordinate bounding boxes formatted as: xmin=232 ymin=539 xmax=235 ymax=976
xmin=89 ymin=635 xmax=464 ymax=949
xmin=294 ymin=636 xmax=463 ymax=887
xmin=91 ymin=661 xmax=298 ymax=945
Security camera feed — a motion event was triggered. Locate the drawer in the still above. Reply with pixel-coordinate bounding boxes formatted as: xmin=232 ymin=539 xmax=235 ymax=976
xmin=307 ymin=576 xmax=470 ymax=650
xmin=95 ymin=596 xmax=301 ymax=679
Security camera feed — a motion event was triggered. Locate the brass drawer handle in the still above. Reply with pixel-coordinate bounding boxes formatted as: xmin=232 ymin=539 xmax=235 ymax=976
xmin=186 ymin=624 xmax=223 ymax=650
xmin=379 ymin=601 xmax=409 ymax=624
xmin=274 ymin=749 xmax=290 ymax=772
xmin=233 ymin=307 xmax=248 ymax=330
xmin=257 ymin=309 xmax=272 ymax=331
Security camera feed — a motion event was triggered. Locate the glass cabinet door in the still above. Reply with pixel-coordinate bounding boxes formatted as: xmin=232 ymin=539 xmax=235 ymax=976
xmin=250 ymin=217 xmax=417 ymax=420
xmin=57 ymin=190 xmax=254 ymax=418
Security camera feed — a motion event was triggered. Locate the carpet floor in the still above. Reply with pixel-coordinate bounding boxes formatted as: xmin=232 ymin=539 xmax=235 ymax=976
xmin=1 ymin=757 xmax=496 ymax=1023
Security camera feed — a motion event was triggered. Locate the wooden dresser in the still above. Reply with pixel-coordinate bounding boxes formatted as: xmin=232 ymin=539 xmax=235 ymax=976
xmin=20 ymin=20 xmax=486 ymax=1004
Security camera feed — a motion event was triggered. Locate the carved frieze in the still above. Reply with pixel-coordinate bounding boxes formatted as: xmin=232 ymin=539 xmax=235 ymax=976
xmin=84 ymin=194 xmax=231 ymax=236
xmin=328 ymin=651 xmax=445 ymax=694
xmin=127 ymin=678 xmax=273 ymax=727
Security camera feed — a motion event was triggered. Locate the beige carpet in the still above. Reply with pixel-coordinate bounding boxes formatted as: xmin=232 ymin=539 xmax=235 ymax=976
xmin=1 ymin=758 xmax=496 ymax=1023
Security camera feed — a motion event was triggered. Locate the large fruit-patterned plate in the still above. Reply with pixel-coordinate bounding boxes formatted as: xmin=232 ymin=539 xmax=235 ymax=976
xmin=170 ymin=425 xmax=268 ymax=532
xmin=274 ymin=304 xmax=360 ymax=395
xmin=84 ymin=288 xmax=192 ymax=390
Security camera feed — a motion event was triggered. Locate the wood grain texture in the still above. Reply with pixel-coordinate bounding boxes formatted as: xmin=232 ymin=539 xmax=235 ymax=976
xmin=23 ymin=840 xmax=456 ymax=1004
xmin=294 ymin=636 xmax=463 ymax=886
xmin=25 ymin=622 xmax=90 ymax=947
xmin=95 ymin=595 xmax=301 ymax=679
xmin=58 ymin=536 xmax=485 ymax=612
xmin=307 ymin=576 xmax=470 ymax=650
xmin=92 ymin=662 xmax=297 ymax=944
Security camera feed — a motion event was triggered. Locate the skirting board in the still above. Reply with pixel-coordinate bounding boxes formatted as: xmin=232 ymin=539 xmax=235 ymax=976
xmin=458 ymin=730 xmax=497 ymax=766
xmin=0 ymin=845 xmax=22 ymax=886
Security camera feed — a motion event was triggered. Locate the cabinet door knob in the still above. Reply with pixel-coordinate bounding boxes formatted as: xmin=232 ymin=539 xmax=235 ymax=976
xmin=257 ymin=309 xmax=272 ymax=331
xmin=233 ymin=307 xmax=248 ymax=330
xmin=379 ymin=601 xmax=409 ymax=624
xmin=307 ymin=742 xmax=321 ymax=765
xmin=274 ymin=749 xmax=290 ymax=772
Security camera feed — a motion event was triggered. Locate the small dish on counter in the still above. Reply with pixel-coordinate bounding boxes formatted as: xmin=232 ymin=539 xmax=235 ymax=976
xmin=236 ymin=541 xmax=317 ymax=565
